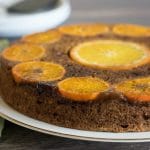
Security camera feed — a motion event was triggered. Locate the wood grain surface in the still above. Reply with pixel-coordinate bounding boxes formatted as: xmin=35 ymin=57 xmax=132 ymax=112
xmin=0 ymin=0 xmax=150 ymax=149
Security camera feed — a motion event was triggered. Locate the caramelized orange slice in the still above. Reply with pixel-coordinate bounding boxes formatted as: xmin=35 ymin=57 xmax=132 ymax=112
xmin=58 ymin=24 xmax=109 ymax=36
xmin=12 ymin=61 xmax=65 ymax=83
xmin=113 ymin=24 xmax=150 ymax=37
xmin=22 ymin=30 xmax=62 ymax=44
xmin=115 ymin=77 xmax=150 ymax=102
xmin=70 ymin=40 xmax=150 ymax=70
xmin=58 ymin=77 xmax=109 ymax=101
xmin=1 ymin=44 xmax=46 ymax=64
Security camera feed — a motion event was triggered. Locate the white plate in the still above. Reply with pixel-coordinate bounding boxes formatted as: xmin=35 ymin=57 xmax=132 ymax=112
xmin=0 ymin=0 xmax=71 ymax=37
xmin=0 ymin=97 xmax=150 ymax=142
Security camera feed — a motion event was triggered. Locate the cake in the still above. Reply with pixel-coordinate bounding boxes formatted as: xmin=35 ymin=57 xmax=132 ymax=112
xmin=0 ymin=23 xmax=149 ymax=132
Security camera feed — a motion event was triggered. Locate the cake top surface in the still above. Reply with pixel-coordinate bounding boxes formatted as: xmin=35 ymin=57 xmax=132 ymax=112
xmin=1 ymin=23 xmax=150 ymax=102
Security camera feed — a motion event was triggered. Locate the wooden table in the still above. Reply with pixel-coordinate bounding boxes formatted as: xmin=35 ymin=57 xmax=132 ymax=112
xmin=0 ymin=0 xmax=150 ymax=149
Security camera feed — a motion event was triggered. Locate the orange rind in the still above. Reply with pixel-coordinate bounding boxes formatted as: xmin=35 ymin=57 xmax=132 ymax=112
xmin=112 ymin=24 xmax=150 ymax=37
xmin=70 ymin=40 xmax=150 ymax=70
xmin=22 ymin=30 xmax=62 ymax=45
xmin=58 ymin=23 xmax=109 ymax=37
xmin=12 ymin=61 xmax=65 ymax=83
xmin=115 ymin=77 xmax=150 ymax=102
xmin=1 ymin=43 xmax=46 ymax=65
xmin=58 ymin=77 xmax=109 ymax=101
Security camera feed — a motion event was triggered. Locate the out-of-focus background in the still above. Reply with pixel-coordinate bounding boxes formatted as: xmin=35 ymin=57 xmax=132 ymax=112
xmin=68 ymin=0 xmax=150 ymax=24
xmin=0 ymin=0 xmax=150 ymax=37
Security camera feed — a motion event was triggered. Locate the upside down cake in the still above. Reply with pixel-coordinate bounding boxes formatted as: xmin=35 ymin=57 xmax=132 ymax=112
xmin=0 ymin=23 xmax=150 ymax=132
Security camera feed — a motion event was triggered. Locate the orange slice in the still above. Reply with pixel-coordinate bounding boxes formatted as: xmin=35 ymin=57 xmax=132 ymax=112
xmin=58 ymin=23 xmax=109 ymax=37
xmin=70 ymin=40 xmax=150 ymax=70
xmin=115 ymin=77 xmax=150 ymax=102
xmin=58 ymin=77 xmax=109 ymax=101
xmin=113 ymin=24 xmax=150 ymax=37
xmin=22 ymin=30 xmax=62 ymax=45
xmin=1 ymin=43 xmax=46 ymax=65
xmin=12 ymin=61 xmax=65 ymax=83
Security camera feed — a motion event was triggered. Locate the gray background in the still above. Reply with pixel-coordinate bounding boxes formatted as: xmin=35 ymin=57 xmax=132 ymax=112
xmin=0 ymin=0 xmax=150 ymax=149
xmin=67 ymin=0 xmax=150 ymax=25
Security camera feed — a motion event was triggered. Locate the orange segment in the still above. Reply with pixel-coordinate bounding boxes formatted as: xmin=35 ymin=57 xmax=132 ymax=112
xmin=113 ymin=24 xmax=150 ymax=37
xmin=115 ymin=77 xmax=150 ymax=102
xmin=58 ymin=77 xmax=109 ymax=101
xmin=12 ymin=61 xmax=65 ymax=83
xmin=58 ymin=24 xmax=109 ymax=36
xmin=22 ymin=30 xmax=62 ymax=45
xmin=1 ymin=44 xmax=46 ymax=64
xmin=70 ymin=40 xmax=150 ymax=70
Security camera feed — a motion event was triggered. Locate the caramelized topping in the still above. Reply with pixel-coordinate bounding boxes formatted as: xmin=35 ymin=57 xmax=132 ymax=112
xmin=58 ymin=24 xmax=109 ymax=36
xmin=113 ymin=24 xmax=150 ymax=37
xmin=115 ymin=77 xmax=150 ymax=102
xmin=1 ymin=44 xmax=46 ymax=65
xmin=58 ymin=77 xmax=109 ymax=101
xmin=12 ymin=61 xmax=65 ymax=83
xmin=70 ymin=40 xmax=150 ymax=70
xmin=22 ymin=30 xmax=62 ymax=44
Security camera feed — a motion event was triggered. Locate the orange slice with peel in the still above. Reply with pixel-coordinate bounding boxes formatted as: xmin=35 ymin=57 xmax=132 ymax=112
xmin=58 ymin=77 xmax=109 ymax=101
xmin=12 ymin=61 xmax=65 ymax=83
xmin=70 ymin=40 xmax=150 ymax=70
xmin=115 ymin=77 xmax=150 ymax=102
xmin=22 ymin=30 xmax=62 ymax=45
xmin=1 ymin=43 xmax=46 ymax=64
xmin=58 ymin=23 xmax=109 ymax=37
xmin=113 ymin=24 xmax=150 ymax=37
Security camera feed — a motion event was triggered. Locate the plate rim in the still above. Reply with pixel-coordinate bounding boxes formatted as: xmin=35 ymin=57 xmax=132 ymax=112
xmin=0 ymin=97 xmax=150 ymax=142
